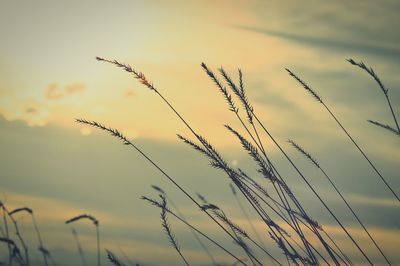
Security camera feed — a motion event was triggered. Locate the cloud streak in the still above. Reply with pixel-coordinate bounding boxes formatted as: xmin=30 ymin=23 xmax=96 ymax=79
xmin=237 ymin=26 xmax=400 ymax=61
xmin=45 ymin=82 xmax=86 ymax=100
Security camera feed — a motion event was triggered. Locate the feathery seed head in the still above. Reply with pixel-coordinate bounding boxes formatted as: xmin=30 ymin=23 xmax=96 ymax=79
xmin=286 ymin=68 xmax=322 ymax=103
xmin=96 ymin=56 xmax=157 ymax=92
xmin=288 ymin=139 xmax=320 ymax=168
xmin=65 ymin=214 xmax=99 ymax=226
xmin=347 ymin=58 xmax=388 ymax=95
xmin=9 ymin=207 xmax=33 ymax=216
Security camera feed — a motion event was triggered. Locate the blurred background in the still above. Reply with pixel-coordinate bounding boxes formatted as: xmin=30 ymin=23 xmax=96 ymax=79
xmin=1 ymin=0 xmax=399 ymax=265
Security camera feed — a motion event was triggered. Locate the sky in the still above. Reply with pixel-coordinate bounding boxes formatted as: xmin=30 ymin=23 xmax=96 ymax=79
xmin=0 ymin=0 xmax=399 ymax=265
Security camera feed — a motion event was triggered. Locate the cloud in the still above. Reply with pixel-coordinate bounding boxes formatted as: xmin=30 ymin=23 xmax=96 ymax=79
xmin=237 ymin=26 xmax=400 ymax=61
xmin=124 ymin=90 xmax=136 ymax=97
xmin=45 ymin=83 xmax=63 ymax=100
xmin=25 ymin=107 xmax=37 ymax=114
xmin=45 ymin=82 xmax=86 ymax=100
xmin=65 ymin=83 xmax=85 ymax=94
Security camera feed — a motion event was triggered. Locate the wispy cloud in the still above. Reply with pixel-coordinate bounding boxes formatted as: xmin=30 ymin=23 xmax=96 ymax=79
xmin=65 ymin=83 xmax=85 ymax=94
xmin=45 ymin=83 xmax=63 ymax=100
xmin=45 ymin=82 xmax=86 ymax=100
xmin=124 ymin=90 xmax=136 ymax=97
xmin=25 ymin=107 xmax=37 ymax=114
xmin=237 ymin=26 xmax=400 ymax=61
xmin=348 ymin=194 xmax=399 ymax=209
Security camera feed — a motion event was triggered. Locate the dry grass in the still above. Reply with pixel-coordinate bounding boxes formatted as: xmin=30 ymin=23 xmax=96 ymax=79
xmin=1 ymin=58 xmax=398 ymax=266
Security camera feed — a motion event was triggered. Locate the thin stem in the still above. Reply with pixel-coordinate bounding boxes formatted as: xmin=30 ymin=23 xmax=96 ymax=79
xmin=142 ymin=196 xmax=246 ymax=264
xmin=31 ymin=214 xmax=49 ymax=266
xmin=287 ymin=67 xmax=399 ymax=202
xmin=96 ymin=225 xmax=100 ymax=266
xmin=385 ymin=95 xmax=400 ymax=132
xmin=219 ymin=67 xmax=324 ymax=264
xmin=253 ymin=113 xmax=373 ymax=265
xmin=323 ymin=102 xmax=399 ymax=202
xmin=6 ymin=210 xmax=30 ymax=266
xmin=231 ymin=184 xmax=269 ymax=252
xmin=320 ymin=167 xmax=391 ymax=265
xmin=2 ymin=208 xmax=12 ymax=265
xmin=78 ymin=119 xmax=248 ymax=266
xmin=166 ymin=196 xmax=218 ymax=266
xmin=347 ymin=59 xmax=399 ymax=132
xmin=289 ymin=137 xmax=391 ymax=265
xmin=72 ymin=228 xmax=88 ymax=266
xmin=238 ymin=176 xmax=336 ymax=266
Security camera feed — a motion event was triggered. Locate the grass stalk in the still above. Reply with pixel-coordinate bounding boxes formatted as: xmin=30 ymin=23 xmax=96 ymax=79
xmin=142 ymin=195 xmax=246 ymax=264
xmin=0 ymin=236 xmax=25 ymax=265
xmin=106 ymin=249 xmax=126 ymax=266
xmin=253 ymin=111 xmax=372 ymax=265
xmin=215 ymin=66 xmax=330 ymax=264
xmin=347 ymin=58 xmax=399 ymax=133
xmin=288 ymin=139 xmax=391 ymax=265
xmin=286 ymin=68 xmax=399 ymax=203
xmin=1 ymin=202 xmax=12 ymax=265
xmin=159 ymin=195 xmax=189 ymax=266
xmin=229 ymin=183 xmax=269 ymax=253
xmin=76 ymin=119 xmax=248 ymax=266
xmin=29 ymin=211 xmax=49 ymax=266
xmin=65 ymin=214 xmax=100 ymax=266
xmin=72 ymin=228 xmax=88 ymax=266
xmin=214 ymin=73 xmax=356 ymax=264
xmin=6 ymin=207 xmax=30 ymax=266
xmin=151 ymin=185 xmax=218 ymax=266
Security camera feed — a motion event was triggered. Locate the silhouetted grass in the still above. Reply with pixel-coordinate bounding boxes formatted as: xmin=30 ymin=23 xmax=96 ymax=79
xmin=286 ymin=67 xmax=400 ymax=203
xmin=1 ymin=57 xmax=398 ymax=266
xmin=288 ymin=139 xmax=391 ymax=265
xmin=71 ymin=228 xmax=88 ymax=266
xmin=106 ymin=249 xmax=126 ymax=266
xmin=9 ymin=207 xmax=49 ymax=266
xmin=65 ymin=214 xmax=100 ymax=266
xmin=151 ymin=185 xmax=218 ymax=265
xmin=347 ymin=58 xmax=400 ymax=134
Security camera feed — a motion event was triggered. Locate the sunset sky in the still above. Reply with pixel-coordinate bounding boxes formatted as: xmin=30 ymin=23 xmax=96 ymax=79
xmin=1 ymin=1 xmax=399 ymax=265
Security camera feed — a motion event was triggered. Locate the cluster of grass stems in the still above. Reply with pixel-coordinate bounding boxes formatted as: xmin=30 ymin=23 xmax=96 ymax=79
xmin=1 ymin=58 xmax=398 ymax=266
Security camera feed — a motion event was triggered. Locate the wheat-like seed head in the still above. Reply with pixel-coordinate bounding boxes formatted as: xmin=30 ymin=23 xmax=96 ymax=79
xmin=196 ymin=193 xmax=207 ymax=204
xmin=106 ymin=249 xmax=126 ymax=266
xmin=0 ymin=237 xmax=23 ymax=260
xmin=219 ymin=67 xmax=254 ymax=123
xmin=347 ymin=58 xmax=388 ymax=95
xmin=229 ymin=183 xmax=237 ymax=195
xmin=76 ymin=119 xmax=131 ymax=145
xmin=9 ymin=207 xmax=33 ymax=216
xmin=200 ymin=204 xmax=220 ymax=211
xmin=287 ymin=139 xmax=320 ymax=168
xmin=141 ymin=196 xmax=163 ymax=209
xmin=96 ymin=56 xmax=157 ymax=92
xmin=65 ymin=214 xmax=99 ymax=226
xmin=201 ymin=63 xmax=239 ymax=113
xmin=367 ymin=120 xmax=400 ymax=136
xmin=214 ymin=210 xmax=248 ymax=238
xmin=286 ymin=68 xmax=323 ymax=103
xmin=159 ymin=195 xmax=182 ymax=256
xmin=226 ymin=125 xmax=276 ymax=182
xmin=177 ymin=134 xmax=212 ymax=158
xmin=151 ymin=185 xmax=165 ymax=194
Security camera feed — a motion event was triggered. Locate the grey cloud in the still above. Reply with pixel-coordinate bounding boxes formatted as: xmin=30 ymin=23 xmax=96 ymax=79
xmin=25 ymin=107 xmax=37 ymax=114
xmin=239 ymin=0 xmax=400 ymax=63
xmin=237 ymin=26 xmax=400 ymax=62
